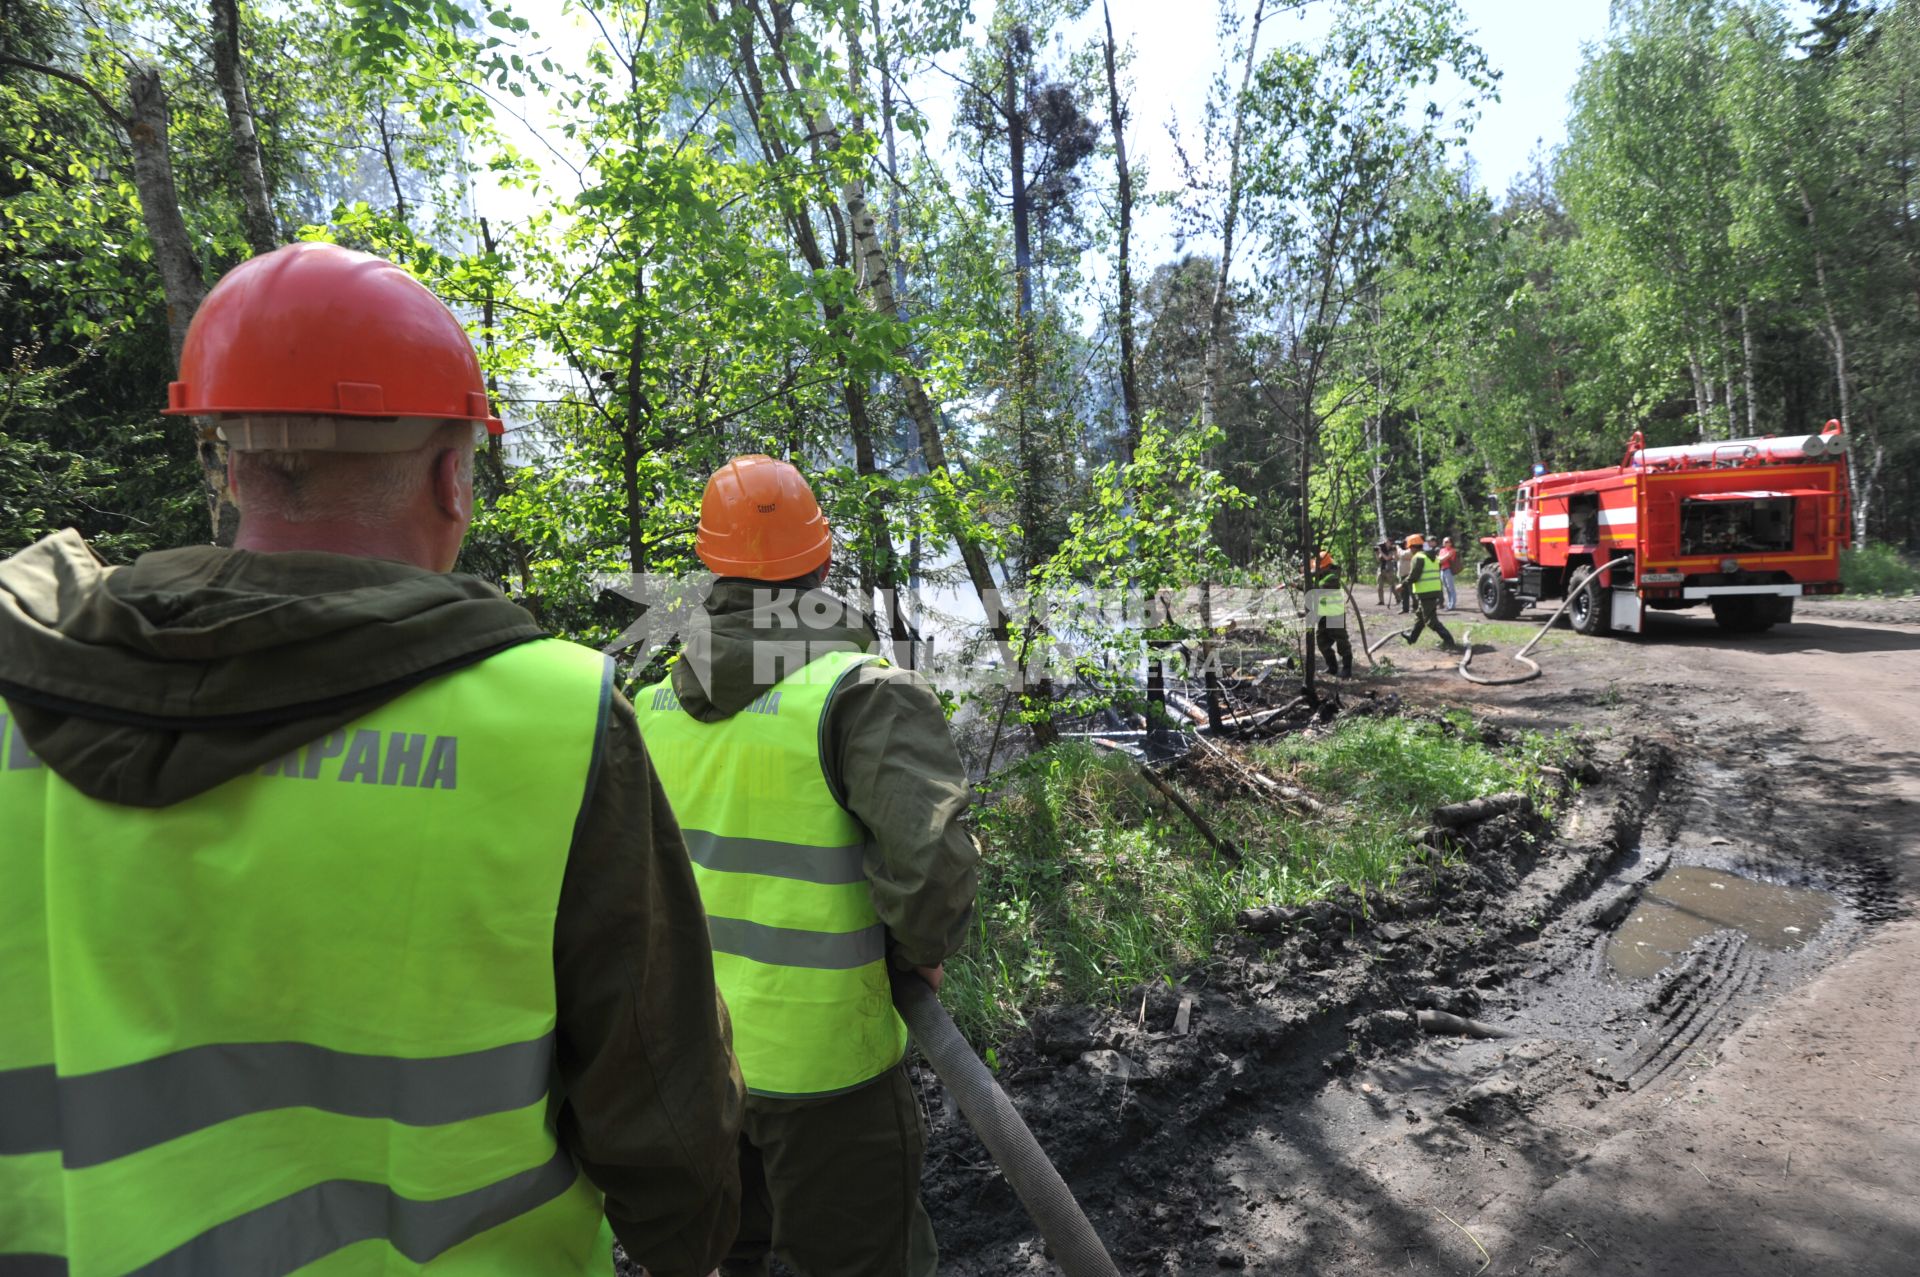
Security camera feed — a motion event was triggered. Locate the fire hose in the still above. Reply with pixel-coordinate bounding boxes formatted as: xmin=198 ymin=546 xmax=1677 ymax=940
xmin=1459 ymin=555 xmax=1635 ymax=686
xmin=892 ymin=971 xmax=1122 ymax=1277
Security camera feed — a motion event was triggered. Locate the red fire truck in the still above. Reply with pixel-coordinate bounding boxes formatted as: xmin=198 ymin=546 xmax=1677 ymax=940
xmin=1478 ymin=422 xmax=1852 ymax=635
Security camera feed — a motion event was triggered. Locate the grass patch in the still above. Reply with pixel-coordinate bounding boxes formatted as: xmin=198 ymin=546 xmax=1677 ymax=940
xmin=1453 ymin=617 xmax=1560 ymax=650
xmin=944 ymin=716 xmax=1575 ymax=1044
xmin=1841 ymin=544 xmax=1920 ymax=596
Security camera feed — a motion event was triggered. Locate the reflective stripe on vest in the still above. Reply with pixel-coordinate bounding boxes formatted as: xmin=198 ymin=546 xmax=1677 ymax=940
xmin=1411 ymin=553 xmax=1444 ymax=593
xmin=0 ymin=639 xmax=615 ymax=1276
xmin=635 ymin=648 xmax=908 ymax=1099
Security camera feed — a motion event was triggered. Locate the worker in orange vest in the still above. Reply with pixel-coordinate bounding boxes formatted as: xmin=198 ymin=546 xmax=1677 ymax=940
xmin=0 ymin=243 xmax=741 ymax=1275
xmin=635 ymin=456 xmax=979 ymax=1277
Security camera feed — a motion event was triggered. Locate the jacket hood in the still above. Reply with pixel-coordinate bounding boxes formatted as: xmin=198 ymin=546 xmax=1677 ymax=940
xmin=669 ymin=578 xmax=879 ymax=721
xmin=0 ymin=529 xmax=543 ymax=807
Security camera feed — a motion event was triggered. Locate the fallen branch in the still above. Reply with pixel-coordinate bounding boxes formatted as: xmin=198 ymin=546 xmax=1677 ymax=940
xmin=1416 ymin=1009 xmax=1513 ymax=1040
xmin=1431 ymin=791 xmax=1532 ymax=829
xmin=1235 ymin=903 xmax=1305 ymax=933
xmin=1135 ymin=763 xmax=1241 ymax=861
xmin=1191 ymin=730 xmax=1327 ymax=815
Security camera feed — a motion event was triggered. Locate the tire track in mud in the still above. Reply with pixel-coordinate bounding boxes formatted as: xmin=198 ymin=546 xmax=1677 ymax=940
xmin=924 ymin=735 xmax=1673 ymax=1274
xmin=929 ymin=711 xmax=1904 ymax=1275
xmin=1614 ymin=931 xmax=1760 ymax=1094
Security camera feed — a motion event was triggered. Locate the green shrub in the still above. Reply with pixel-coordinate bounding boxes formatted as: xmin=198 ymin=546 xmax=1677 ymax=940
xmin=1841 ymin=544 xmax=1920 ymax=596
xmin=942 ymin=719 xmax=1574 ymax=1043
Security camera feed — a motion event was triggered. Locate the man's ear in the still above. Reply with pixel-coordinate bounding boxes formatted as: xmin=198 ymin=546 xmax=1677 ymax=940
xmin=432 ymin=448 xmax=470 ymax=523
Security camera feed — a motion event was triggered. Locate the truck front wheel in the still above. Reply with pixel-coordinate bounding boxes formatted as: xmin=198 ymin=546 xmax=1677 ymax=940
xmin=1568 ymin=568 xmax=1611 ymax=636
xmin=1478 ymin=565 xmax=1522 ymax=620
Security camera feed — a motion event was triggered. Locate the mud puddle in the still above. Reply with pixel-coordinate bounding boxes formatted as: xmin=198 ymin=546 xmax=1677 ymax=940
xmin=922 ymin=723 xmax=1903 ymax=1275
xmin=1606 ymin=865 xmax=1834 ymax=979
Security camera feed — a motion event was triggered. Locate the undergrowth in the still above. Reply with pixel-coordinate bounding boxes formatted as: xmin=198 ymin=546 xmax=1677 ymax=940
xmin=944 ymin=714 xmax=1575 ymax=1044
xmin=1841 ymin=544 xmax=1920 ymax=595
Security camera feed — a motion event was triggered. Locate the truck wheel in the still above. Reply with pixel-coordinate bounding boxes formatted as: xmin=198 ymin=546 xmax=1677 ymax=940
xmin=1711 ymin=597 xmax=1777 ymax=633
xmin=1478 ymin=566 xmax=1522 ymax=620
xmin=1568 ymin=569 xmax=1611 ymax=636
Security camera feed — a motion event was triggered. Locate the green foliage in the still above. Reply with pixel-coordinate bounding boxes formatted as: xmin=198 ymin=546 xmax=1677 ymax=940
xmin=1841 ymin=544 xmax=1920 ymax=595
xmin=943 ymin=718 xmax=1573 ymax=1043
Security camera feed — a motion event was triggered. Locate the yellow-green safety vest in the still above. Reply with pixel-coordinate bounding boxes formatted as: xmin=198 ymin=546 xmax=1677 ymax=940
xmin=1313 ymin=573 xmax=1346 ymax=621
xmin=635 ymin=647 xmax=907 ymax=1099
xmin=0 ymin=639 xmax=615 ymax=1276
xmin=1411 ymin=552 xmax=1444 ymax=593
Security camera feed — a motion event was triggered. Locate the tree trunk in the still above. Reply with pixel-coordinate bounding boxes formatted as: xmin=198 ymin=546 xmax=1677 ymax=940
xmin=209 ymin=0 xmax=276 ymax=256
xmin=871 ymin=0 xmax=924 ymax=636
xmin=127 ymin=64 xmax=234 ymax=544
xmin=623 ymin=266 xmax=649 ymax=576
xmin=1717 ymin=318 xmax=1738 ymax=439
xmin=127 ymin=66 xmax=206 ymax=370
xmin=475 ymin=216 xmax=538 ymax=618
xmin=1370 ymin=357 xmax=1388 ymax=539
xmin=1198 ymin=0 xmax=1268 ymax=439
xmin=1688 ymin=351 xmax=1709 ymax=438
xmin=1805 ymin=236 xmax=1865 ymax=542
xmin=1102 ymin=1 xmax=1140 ymax=458
xmin=1413 ymin=409 xmax=1430 ymax=534
xmin=1739 ymin=301 xmax=1757 ymax=435
xmin=376 ymin=106 xmax=408 ymax=227
xmin=1194 ymin=0 xmax=1266 ymax=725
xmin=825 ymin=116 xmax=1005 ymax=636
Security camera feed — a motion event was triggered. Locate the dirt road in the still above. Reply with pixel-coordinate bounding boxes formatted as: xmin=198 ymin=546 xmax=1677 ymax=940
xmin=931 ymin=598 xmax=1920 ymax=1275
xmin=1423 ymin=600 xmax=1920 ymax=1276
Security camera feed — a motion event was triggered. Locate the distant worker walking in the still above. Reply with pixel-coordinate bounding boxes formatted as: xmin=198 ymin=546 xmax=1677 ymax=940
xmin=1438 ymin=536 xmax=1460 ymax=609
xmin=636 ymin=456 xmax=980 ymax=1277
xmin=1374 ymin=538 xmax=1397 ymax=606
xmin=1400 ymin=534 xmax=1458 ymax=650
xmin=1312 ymin=551 xmax=1353 ymax=678
xmin=1396 ymin=537 xmax=1417 ymax=613
xmin=0 ymin=243 xmax=743 ymax=1275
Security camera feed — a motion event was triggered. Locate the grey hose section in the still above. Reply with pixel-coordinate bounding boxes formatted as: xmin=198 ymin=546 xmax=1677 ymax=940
xmin=892 ymin=972 xmax=1122 ymax=1277
xmin=1459 ymin=627 xmax=1538 ymax=685
xmin=1365 ymin=627 xmax=1402 ymax=656
xmin=1458 ymin=555 xmax=1635 ymax=686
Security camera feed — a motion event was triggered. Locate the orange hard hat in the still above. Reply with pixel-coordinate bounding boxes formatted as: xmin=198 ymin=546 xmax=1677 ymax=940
xmin=1405 ymin=533 xmax=1425 ymax=548
xmin=696 ymin=455 xmax=832 ymax=580
xmin=164 ymin=242 xmax=501 ymax=438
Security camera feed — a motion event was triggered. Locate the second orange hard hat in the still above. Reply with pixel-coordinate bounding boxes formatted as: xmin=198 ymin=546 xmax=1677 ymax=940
xmin=696 ymin=455 xmax=832 ymax=580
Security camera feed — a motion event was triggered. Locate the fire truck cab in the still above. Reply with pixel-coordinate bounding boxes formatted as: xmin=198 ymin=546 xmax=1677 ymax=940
xmin=1479 ymin=423 xmax=1852 ymax=636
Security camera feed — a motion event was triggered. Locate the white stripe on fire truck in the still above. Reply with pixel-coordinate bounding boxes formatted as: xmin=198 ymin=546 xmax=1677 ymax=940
xmin=1535 ymin=510 xmax=1637 ymax=529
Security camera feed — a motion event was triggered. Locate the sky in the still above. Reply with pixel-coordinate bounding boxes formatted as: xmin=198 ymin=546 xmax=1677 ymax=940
xmin=1013 ymin=0 xmax=1616 ymax=262
xmin=486 ymin=0 xmax=1617 ymax=232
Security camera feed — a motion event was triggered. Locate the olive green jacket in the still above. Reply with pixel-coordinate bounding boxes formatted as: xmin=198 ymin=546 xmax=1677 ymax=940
xmin=669 ymin=579 xmax=979 ymax=972
xmin=0 ymin=530 xmax=742 ymax=1276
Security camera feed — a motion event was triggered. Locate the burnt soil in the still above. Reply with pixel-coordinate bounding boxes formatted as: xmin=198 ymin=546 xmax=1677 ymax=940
xmin=921 ymin=597 xmax=1920 ymax=1276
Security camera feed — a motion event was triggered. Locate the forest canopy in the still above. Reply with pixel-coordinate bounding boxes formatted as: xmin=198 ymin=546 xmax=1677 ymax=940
xmin=3 ymin=0 xmax=1914 ymax=653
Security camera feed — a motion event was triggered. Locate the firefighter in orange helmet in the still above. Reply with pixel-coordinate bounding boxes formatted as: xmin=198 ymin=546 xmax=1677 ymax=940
xmin=1401 ymin=533 xmax=1458 ymax=650
xmin=0 ymin=243 xmax=742 ymax=1275
xmin=634 ymin=455 xmax=978 ymax=1277
xmin=1311 ymin=550 xmax=1353 ymax=677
